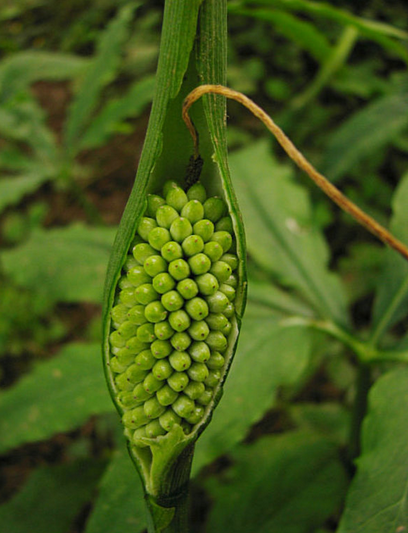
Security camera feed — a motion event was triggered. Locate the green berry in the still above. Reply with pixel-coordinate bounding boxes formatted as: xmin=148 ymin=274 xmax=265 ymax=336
xmin=207 ymin=352 xmax=225 ymax=369
xmin=118 ymin=321 xmax=138 ymax=340
xmin=156 ymin=205 xmax=179 ymax=228
xmin=170 ymin=331 xmax=192 ymax=351
xmin=181 ymin=199 xmax=204 ymax=223
xmin=177 ymin=279 xmax=198 ymax=300
xmin=220 ymin=283 xmax=236 ymax=301
xmin=110 ymin=330 xmax=126 ymax=349
xmin=183 ymin=381 xmax=205 ymax=400
xmin=159 ymin=409 xmax=181 ymax=431
xmin=143 ymin=372 xmax=164 ymax=393
xmin=148 ymin=227 xmax=171 ymax=251
xmin=144 ymin=301 xmax=167 ymax=323
xmin=133 ymin=427 xmax=148 ymax=447
xmin=125 ymin=364 xmax=149 ymax=385
xmin=203 ymin=241 xmax=223 ymax=262
xmin=127 ymin=305 xmax=148 ymax=325
xmin=211 ymin=231 xmax=232 ymax=253
xmin=195 ymin=273 xmax=219 ymax=296
xmin=156 ymin=385 xmax=179 ymax=406
xmin=168 ymin=258 xmax=190 ymax=280
xmin=185 ymin=297 xmax=209 ymax=321
xmin=161 ymin=290 xmax=184 ymax=312
xmin=111 ymin=303 xmax=129 ymax=325
xmin=137 ymin=217 xmax=157 ymax=241
xmin=215 ymin=216 xmax=233 ymax=233
xmin=167 ymin=372 xmax=189 ymax=392
xmin=147 ymin=194 xmax=165 ymax=217
xmin=135 ymin=349 xmax=156 ymax=370
xmin=185 ymin=404 xmax=206 ymax=425
xmin=172 ymin=395 xmax=195 ymax=418
xmin=123 ymin=255 xmax=138 ymax=272
xmin=110 ymin=357 xmax=128 ymax=373
xmin=205 ymin=369 xmax=222 ymax=388
xmin=169 ymin=351 xmax=192 ymax=372
xmin=188 ymin=321 xmax=210 ymax=341
xmin=163 ymin=180 xmax=180 ymax=196
xmin=189 ymin=341 xmax=211 ymax=363
xmin=206 ymin=331 xmax=228 ymax=352
xmin=224 ymin=273 xmax=238 ymax=289
xmin=210 ymin=261 xmax=232 ymax=283
xmin=168 ymin=309 xmax=191 ymax=332
xmin=144 ymin=255 xmax=167 ymax=277
xmin=122 ymin=407 xmax=148 ymax=429
xmin=193 ymin=219 xmax=214 ymax=242
xmin=119 ymin=288 xmax=138 ymax=307
xmin=206 ymin=291 xmax=229 ymax=313
xmin=127 ymin=265 xmax=151 ymax=287
xmin=116 ymin=347 xmax=137 ymax=366
xmin=170 ymin=217 xmax=193 ymax=242
xmin=133 ymin=383 xmax=153 ymax=403
xmin=135 ymin=283 xmax=159 ymax=305
xmin=133 ymin=243 xmax=156 ymax=264
xmin=144 ymin=396 xmax=166 ymax=419
xmin=154 ymin=321 xmax=174 ymax=340
xmin=152 ymin=359 xmax=173 ymax=380
xmin=188 ymin=362 xmax=209 ymax=382
xmin=152 ymin=272 xmax=175 ymax=294
xmin=182 ymin=234 xmax=204 ymax=256
xmin=221 ymin=321 xmax=232 ymax=335
xmin=205 ymin=313 xmax=228 ymax=331
xmin=125 ymin=337 xmax=149 ymax=354
xmin=203 ymin=197 xmax=226 ymax=222
xmin=137 ymin=323 xmax=156 ymax=343
xmin=221 ymin=253 xmax=238 ymax=271
xmin=188 ymin=253 xmax=211 ymax=275
xmin=115 ymin=372 xmax=134 ymax=391
xmin=223 ymin=302 xmax=235 ymax=318
xmin=187 ymin=182 xmax=207 ymax=203
xmin=161 ymin=241 xmax=183 ymax=262
xmin=166 ymin=186 xmax=188 ymax=211
xmin=150 ymin=339 xmax=172 ymax=359
xmin=197 ymin=388 xmax=213 ymax=406
xmin=118 ymin=277 xmax=133 ymax=290
xmin=117 ymin=390 xmax=141 ymax=409
xmin=145 ymin=419 xmax=166 ymax=437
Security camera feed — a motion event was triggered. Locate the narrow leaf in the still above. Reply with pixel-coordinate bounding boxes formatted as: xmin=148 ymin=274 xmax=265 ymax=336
xmin=2 ymin=225 xmax=117 ymax=304
xmin=206 ymin=431 xmax=348 ymax=533
xmin=371 ymin=172 xmax=408 ymax=344
xmin=321 ymin=88 xmax=408 ymax=181
xmin=0 ymin=460 xmax=105 ymax=533
xmin=0 ymin=171 xmax=51 ymax=214
xmin=229 ymin=140 xmax=349 ymax=327
xmin=64 ymin=4 xmax=138 ymax=155
xmin=0 ymin=343 xmax=113 ymax=453
xmin=85 ymin=448 xmax=146 ymax=533
xmin=337 ymin=368 xmax=408 ymax=533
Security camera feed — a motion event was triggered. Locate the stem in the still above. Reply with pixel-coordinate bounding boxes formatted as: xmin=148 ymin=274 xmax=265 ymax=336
xmin=348 ymin=364 xmax=371 ymax=464
xmin=182 ymin=85 xmax=408 ymax=263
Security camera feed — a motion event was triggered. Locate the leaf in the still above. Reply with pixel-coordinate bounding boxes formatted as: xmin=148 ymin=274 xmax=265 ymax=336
xmin=337 ymin=368 xmax=408 ymax=533
xmin=2 ymin=225 xmax=117 ymax=304
xmin=0 ymin=171 xmax=51 ymax=215
xmin=0 ymin=460 xmax=106 ymax=533
xmin=0 ymin=51 xmax=89 ymax=103
xmin=229 ymin=140 xmax=349 ymax=328
xmin=231 ymin=0 xmax=408 ymax=63
xmin=206 ymin=431 xmax=348 ymax=533
xmin=0 ymin=343 xmax=113 ymax=453
xmin=79 ymin=75 xmax=155 ymax=151
xmin=85 ymin=447 xmax=146 ymax=533
xmin=64 ymin=3 xmax=138 ymax=155
xmin=370 ymin=172 xmax=408 ymax=344
xmin=192 ymin=297 xmax=312 ymax=473
xmin=321 ymin=87 xmax=408 ymax=181
xmin=231 ymin=7 xmax=332 ymax=63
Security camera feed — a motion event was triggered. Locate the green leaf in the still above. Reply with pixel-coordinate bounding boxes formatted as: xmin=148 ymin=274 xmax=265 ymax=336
xmin=193 ymin=297 xmax=312 ymax=473
xmin=79 ymin=75 xmax=155 ymax=151
xmin=206 ymin=431 xmax=348 ymax=533
xmin=231 ymin=0 xmax=408 ymax=63
xmin=229 ymin=140 xmax=349 ymax=327
xmin=0 ymin=343 xmax=113 ymax=454
xmin=85 ymin=447 xmax=146 ymax=533
xmin=337 ymin=368 xmax=408 ymax=533
xmin=64 ymin=3 xmax=138 ymax=155
xmin=2 ymin=225 xmax=117 ymax=304
xmin=0 ymin=171 xmax=51 ymax=215
xmin=370 ymin=172 xmax=408 ymax=344
xmin=290 ymin=403 xmax=350 ymax=446
xmin=321 ymin=87 xmax=408 ymax=181
xmin=231 ymin=7 xmax=332 ymax=63
xmin=0 ymin=51 xmax=89 ymax=103
xmin=0 ymin=460 xmax=106 ymax=533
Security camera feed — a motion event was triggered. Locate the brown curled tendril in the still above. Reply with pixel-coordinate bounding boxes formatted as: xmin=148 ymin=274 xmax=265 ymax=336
xmin=182 ymin=84 xmax=408 ymax=263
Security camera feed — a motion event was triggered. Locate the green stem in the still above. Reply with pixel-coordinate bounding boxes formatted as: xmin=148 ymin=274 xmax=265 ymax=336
xmin=348 ymin=363 xmax=371 ymax=464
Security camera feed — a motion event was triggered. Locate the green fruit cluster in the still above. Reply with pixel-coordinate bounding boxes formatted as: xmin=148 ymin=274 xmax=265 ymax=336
xmin=108 ymin=180 xmax=238 ymax=445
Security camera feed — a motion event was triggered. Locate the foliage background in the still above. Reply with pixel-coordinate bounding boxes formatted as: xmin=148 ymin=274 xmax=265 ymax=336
xmin=1 ymin=0 xmax=408 ymax=532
